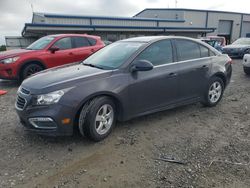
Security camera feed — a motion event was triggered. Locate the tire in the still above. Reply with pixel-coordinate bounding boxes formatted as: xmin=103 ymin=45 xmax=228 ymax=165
xmin=21 ymin=63 xmax=44 ymax=81
xmin=78 ymin=96 xmax=116 ymax=142
xmin=202 ymin=77 xmax=225 ymax=107
xmin=243 ymin=67 xmax=250 ymax=75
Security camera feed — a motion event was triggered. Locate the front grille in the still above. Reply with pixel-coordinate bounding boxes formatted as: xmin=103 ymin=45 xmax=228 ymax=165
xmin=16 ymin=95 xmax=26 ymax=110
xmin=20 ymin=87 xmax=30 ymax=95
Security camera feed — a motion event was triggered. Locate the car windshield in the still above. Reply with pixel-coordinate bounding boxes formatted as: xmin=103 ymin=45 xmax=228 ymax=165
xmin=232 ymin=38 xmax=250 ymax=45
xmin=26 ymin=36 xmax=55 ymax=50
xmin=82 ymin=41 xmax=144 ymax=69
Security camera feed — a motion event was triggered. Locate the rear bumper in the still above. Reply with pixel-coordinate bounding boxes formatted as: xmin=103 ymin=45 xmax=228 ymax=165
xmin=226 ymin=64 xmax=232 ymax=86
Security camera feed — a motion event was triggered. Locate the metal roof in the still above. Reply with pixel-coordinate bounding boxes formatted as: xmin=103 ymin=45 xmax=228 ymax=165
xmin=40 ymin=12 xmax=185 ymax=22
xmin=134 ymin=8 xmax=250 ymax=17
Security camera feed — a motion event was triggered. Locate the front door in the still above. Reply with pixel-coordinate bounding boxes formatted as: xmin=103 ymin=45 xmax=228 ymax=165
xmin=128 ymin=39 xmax=180 ymax=116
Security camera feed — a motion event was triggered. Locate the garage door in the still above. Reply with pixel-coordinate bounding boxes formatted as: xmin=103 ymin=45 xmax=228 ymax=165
xmin=241 ymin=21 xmax=250 ymax=37
xmin=218 ymin=20 xmax=232 ymax=35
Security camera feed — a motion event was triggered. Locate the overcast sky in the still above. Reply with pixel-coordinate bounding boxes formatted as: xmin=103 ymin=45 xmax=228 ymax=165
xmin=0 ymin=0 xmax=250 ymax=45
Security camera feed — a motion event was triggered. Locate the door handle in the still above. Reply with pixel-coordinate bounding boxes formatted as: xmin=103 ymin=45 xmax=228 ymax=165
xmin=168 ymin=72 xmax=178 ymax=77
xmin=91 ymin=49 xmax=95 ymax=52
xmin=201 ymin=65 xmax=208 ymax=68
xmin=196 ymin=65 xmax=208 ymax=70
xmin=69 ymin=52 xmax=74 ymax=55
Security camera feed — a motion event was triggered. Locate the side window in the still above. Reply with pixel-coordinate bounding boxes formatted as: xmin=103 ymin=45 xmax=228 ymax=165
xmin=209 ymin=50 xmax=216 ymax=56
xmin=87 ymin=38 xmax=97 ymax=46
xmin=200 ymin=45 xmax=209 ymax=57
xmin=135 ymin=40 xmax=173 ymax=66
xmin=53 ymin=37 xmax=72 ymax=50
xmin=72 ymin=37 xmax=90 ymax=48
xmin=175 ymin=39 xmax=201 ymax=61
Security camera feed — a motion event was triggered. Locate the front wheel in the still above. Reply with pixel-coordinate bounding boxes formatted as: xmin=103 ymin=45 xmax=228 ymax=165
xmin=244 ymin=67 xmax=250 ymax=75
xmin=21 ymin=63 xmax=44 ymax=81
xmin=202 ymin=77 xmax=224 ymax=107
xmin=78 ymin=96 xmax=116 ymax=142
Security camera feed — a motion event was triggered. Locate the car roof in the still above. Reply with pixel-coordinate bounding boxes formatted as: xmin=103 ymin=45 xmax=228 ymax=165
xmin=120 ymin=36 xmax=201 ymax=43
xmin=47 ymin=33 xmax=100 ymax=38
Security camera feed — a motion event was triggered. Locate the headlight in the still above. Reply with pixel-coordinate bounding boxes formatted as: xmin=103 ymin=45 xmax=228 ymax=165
xmin=36 ymin=90 xmax=65 ymax=105
xmin=0 ymin=56 xmax=19 ymax=64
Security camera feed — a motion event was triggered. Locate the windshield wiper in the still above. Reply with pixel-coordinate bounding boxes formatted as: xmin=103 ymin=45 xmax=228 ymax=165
xmin=83 ymin=63 xmax=103 ymax=69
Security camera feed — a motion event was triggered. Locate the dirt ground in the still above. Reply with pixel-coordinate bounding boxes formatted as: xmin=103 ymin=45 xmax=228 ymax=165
xmin=0 ymin=60 xmax=249 ymax=188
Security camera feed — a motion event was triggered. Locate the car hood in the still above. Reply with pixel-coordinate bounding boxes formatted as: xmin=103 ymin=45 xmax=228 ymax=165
xmin=223 ymin=44 xmax=250 ymax=49
xmin=22 ymin=63 xmax=112 ymax=93
xmin=0 ymin=49 xmax=34 ymax=60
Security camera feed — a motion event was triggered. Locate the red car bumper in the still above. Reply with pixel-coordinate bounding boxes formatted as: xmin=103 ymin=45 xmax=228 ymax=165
xmin=0 ymin=63 xmax=18 ymax=80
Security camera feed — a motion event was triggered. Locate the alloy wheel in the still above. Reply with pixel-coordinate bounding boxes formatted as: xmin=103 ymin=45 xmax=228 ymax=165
xmin=208 ymin=81 xmax=222 ymax=103
xmin=95 ymin=104 xmax=114 ymax=135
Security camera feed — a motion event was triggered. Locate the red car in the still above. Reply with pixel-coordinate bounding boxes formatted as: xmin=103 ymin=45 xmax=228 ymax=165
xmin=0 ymin=34 xmax=104 ymax=81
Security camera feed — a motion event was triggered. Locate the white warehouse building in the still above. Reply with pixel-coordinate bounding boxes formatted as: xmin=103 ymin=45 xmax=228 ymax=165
xmin=5 ymin=8 xmax=250 ymax=49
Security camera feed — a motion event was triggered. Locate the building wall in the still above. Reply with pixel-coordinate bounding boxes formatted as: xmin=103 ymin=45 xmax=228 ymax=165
xmin=5 ymin=37 xmax=37 ymax=50
xmin=135 ymin=9 xmax=185 ymax=20
xmin=7 ymin=9 xmax=250 ymax=49
xmin=136 ymin=9 xmax=247 ymax=42
xmin=242 ymin=15 xmax=250 ymax=37
xmin=206 ymin=12 xmax=242 ymax=42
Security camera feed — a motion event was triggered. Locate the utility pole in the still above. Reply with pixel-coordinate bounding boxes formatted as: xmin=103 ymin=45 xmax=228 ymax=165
xmin=27 ymin=0 xmax=34 ymax=13
xmin=31 ymin=3 xmax=34 ymax=13
xmin=175 ymin=0 xmax=178 ymax=8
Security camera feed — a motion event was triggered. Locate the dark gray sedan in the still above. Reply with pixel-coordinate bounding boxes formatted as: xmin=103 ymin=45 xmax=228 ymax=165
xmin=16 ymin=36 xmax=232 ymax=141
xmin=223 ymin=38 xmax=250 ymax=58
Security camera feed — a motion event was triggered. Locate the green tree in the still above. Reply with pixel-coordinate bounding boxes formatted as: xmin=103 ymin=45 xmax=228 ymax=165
xmin=0 ymin=45 xmax=6 ymax=51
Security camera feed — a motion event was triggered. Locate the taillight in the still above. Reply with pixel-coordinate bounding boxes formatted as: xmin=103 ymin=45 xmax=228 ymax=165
xmin=228 ymin=59 xmax=233 ymax=64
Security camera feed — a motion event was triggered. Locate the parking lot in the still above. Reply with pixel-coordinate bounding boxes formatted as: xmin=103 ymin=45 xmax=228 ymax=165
xmin=0 ymin=60 xmax=249 ymax=188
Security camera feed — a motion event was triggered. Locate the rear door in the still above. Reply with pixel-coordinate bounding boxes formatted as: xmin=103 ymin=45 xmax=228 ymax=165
xmin=173 ymin=39 xmax=212 ymax=101
xmin=45 ymin=37 xmax=76 ymax=68
xmin=128 ymin=39 xmax=180 ymax=116
xmin=71 ymin=37 xmax=97 ymax=62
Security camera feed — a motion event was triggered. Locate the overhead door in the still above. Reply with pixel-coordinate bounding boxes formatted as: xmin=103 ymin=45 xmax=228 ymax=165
xmin=241 ymin=21 xmax=250 ymax=37
xmin=218 ymin=20 xmax=232 ymax=35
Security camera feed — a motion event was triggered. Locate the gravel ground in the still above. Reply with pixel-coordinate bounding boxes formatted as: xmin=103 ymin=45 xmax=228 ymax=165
xmin=0 ymin=60 xmax=249 ymax=188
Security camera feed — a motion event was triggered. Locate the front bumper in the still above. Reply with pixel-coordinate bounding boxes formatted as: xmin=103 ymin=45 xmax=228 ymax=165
xmin=243 ymin=57 xmax=250 ymax=68
xmin=0 ymin=63 xmax=18 ymax=80
xmin=16 ymin=102 xmax=76 ymax=136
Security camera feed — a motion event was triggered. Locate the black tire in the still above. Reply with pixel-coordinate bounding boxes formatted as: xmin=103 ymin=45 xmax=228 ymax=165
xmin=202 ymin=77 xmax=225 ymax=107
xmin=78 ymin=96 xmax=116 ymax=142
xmin=243 ymin=67 xmax=250 ymax=75
xmin=21 ymin=63 xmax=44 ymax=81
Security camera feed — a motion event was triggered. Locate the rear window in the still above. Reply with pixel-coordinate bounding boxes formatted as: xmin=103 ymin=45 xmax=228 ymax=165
xmin=175 ymin=39 xmax=200 ymax=61
xmin=200 ymin=45 xmax=209 ymax=57
xmin=72 ymin=37 xmax=90 ymax=48
xmin=87 ymin=38 xmax=97 ymax=46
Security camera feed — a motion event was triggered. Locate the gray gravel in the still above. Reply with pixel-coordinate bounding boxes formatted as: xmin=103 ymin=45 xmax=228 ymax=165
xmin=0 ymin=60 xmax=249 ymax=188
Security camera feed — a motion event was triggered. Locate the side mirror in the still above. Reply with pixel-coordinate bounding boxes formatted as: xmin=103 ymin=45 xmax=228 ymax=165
xmin=131 ymin=60 xmax=153 ymax=72
xmin=49 ymin=46 xmax=60 ymax=53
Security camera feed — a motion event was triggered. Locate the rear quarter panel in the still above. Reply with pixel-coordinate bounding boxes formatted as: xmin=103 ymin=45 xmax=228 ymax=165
xmin=210 ymin=54 xmax=232 ymax=86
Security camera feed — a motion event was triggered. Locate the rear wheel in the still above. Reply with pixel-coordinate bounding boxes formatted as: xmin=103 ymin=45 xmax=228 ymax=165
xmin=243 ymin=67 xmax=250 ymax=75
xmin=78 ymin=96 xmax=116 ymax=142
xmin=202 ymin=77 xmax=224 ymax=107
xmin=21 ymin=63 xmax=44 ymax=81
